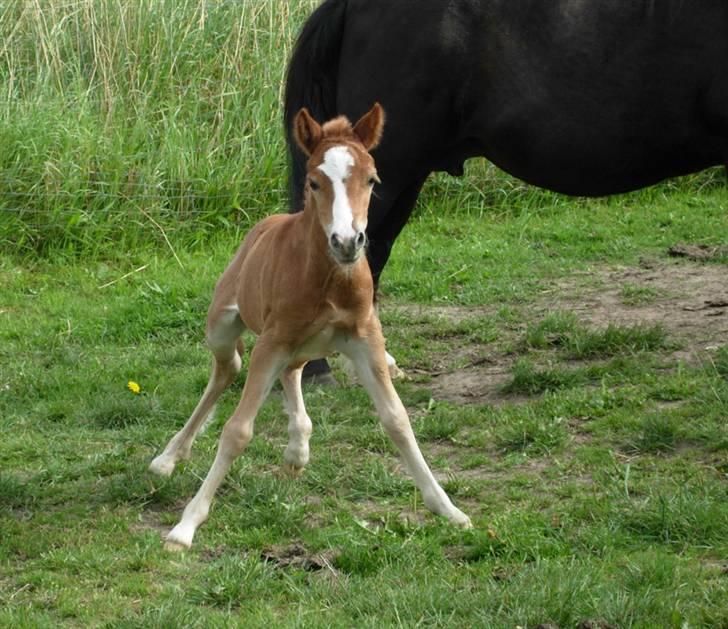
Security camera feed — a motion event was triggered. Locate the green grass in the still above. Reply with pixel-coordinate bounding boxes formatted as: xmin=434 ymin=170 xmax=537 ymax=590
xmin=3 ymin=1 xmax=728 ymax=627
xmin=2 ymin=200 xmax=727 ymax=625
xmin=519 ymin=312 xmax=669 ymax=359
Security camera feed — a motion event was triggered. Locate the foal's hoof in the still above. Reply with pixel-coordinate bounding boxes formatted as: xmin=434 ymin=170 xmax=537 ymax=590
xmin=165 ymin=524 xmax=194 ymax=550
xmin=149 ymin=455 xmax=176 ymax=477
xmin=282 ymin=463 xmax=305 ymax=479
xmin=388 ymin=362 xmax=406 ymax=381
xmin=164 ymin=539 xmax=189 ymax=552
xmin=385 ymin=351 xmax=406 ymax=380
xmin=451 ymin=510 xmax=473 ymax=530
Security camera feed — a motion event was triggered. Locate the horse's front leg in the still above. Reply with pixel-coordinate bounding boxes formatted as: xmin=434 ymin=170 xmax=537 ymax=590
xmin=166 ymin=338 xmax=289 ymax=550
xmin=337 ymin=321 xmax=472 ymax=528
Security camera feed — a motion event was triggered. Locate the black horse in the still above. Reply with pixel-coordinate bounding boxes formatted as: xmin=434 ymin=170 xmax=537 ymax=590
xmin=285 ymin=0 xmax=728 ymax=379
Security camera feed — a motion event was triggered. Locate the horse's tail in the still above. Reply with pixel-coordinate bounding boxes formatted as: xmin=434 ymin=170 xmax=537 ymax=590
xmin=284 ymin=0 xmax=347 ymax=212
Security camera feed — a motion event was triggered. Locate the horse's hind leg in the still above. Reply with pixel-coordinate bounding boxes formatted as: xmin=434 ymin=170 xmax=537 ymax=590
xmin=149 ymin=305 xmax=244 ymax=477
xmin=280 ymin=365 xmax=313 ymax=476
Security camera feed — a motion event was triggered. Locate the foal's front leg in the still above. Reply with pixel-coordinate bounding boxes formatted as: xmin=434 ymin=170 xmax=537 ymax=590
xmin=337 ymin=322 xmax=472 ymax=528
xmin=150 ymin=304 xmax=245 ymax=477
xmin=166 ymin=339 xmax=288 ymax=550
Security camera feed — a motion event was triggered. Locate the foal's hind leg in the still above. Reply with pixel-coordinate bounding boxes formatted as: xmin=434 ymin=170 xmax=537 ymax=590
xmin=149 ymin=305 xmax=244 ymax=477
xmin=280 ymin=365 xmax=313 ymax=477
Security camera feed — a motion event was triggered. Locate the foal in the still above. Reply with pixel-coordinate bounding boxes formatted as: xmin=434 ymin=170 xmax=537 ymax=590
xmin=150 ymin=104 xmax=471 ymax=549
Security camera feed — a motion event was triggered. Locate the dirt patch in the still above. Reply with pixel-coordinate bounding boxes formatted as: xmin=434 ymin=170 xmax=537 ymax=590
xmin=261 ymin=542 xmax=340 ymax=576
xmin=351 ymin=497 xmax=432 ymax=528
xmin=576 ymin=621 xmax=619 ymax=629
xmin=668 ymin=243 xmax=728 ymax=261
xmin=386 ymin=302 xmax=494 ymax=324
xmin=554 ymin=260 xmax=728 ymax=356
xmin=425 ymin=361 xmax=517 ymax=406
xmin=385 ymin=259 xmax=727 ymax=405
xmin=130 ymin=509 xmax=171 ymax=537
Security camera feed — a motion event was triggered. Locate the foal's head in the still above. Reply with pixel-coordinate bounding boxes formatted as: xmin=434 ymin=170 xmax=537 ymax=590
xmin=293 ymin=103 xmax=384 ymax=266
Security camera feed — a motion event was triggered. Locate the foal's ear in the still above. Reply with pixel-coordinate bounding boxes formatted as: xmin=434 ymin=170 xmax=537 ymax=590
xmin=293 ymin=108 xmax=322 ymax=156
xmin=353 ymin=102 xmax=385 ymax=151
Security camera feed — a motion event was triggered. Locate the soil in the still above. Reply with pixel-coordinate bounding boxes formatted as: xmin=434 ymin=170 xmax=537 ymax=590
xmin=386 ymin=258 xmax=727 ymax=406
xmin=260 ymin=542 xmax=340 ymax=576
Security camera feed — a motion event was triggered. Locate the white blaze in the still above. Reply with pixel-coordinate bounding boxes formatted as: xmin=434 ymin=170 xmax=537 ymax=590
xmin=317 ymin=146 xmax=357 ymax=239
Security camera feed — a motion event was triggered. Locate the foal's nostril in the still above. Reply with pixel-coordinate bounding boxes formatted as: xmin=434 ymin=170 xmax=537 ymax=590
xmin=330 ymin=234 xmax=343 ymax=250
xmin=355 ymin=231 xmax=366 ymax=249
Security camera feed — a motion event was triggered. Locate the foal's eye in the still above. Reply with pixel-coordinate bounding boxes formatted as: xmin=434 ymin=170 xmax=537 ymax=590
xmin=309 ymin=178 xmax=320 ymax=191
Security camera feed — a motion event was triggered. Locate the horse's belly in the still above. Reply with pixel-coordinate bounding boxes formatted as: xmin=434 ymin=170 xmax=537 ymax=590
xmin=479 ymin=105 xmax=722 ymax=196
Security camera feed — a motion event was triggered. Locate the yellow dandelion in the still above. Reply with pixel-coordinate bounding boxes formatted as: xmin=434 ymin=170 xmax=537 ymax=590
xmin=127 ymin=380 xmax=141 ymax=394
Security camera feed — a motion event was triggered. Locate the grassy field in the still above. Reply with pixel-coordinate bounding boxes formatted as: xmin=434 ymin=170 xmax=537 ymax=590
xmin=0 ymin=0 xmax=318 ymax=256
xmin=2 ymin=1 xmax=728 ymax=627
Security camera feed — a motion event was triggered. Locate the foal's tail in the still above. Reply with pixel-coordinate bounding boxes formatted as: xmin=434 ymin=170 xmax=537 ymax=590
xmin=284 ymin=0 xmax=347 ymax=213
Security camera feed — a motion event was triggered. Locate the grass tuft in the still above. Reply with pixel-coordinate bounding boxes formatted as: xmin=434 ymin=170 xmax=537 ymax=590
xmin=88 ymin=398 xmax=157 ymax=429
xmin=620 ymin=489 xmax=728 ymax=546
xmin=714 ymin=346 xmax=728 ymax=379
xmin=619 ymin=283 xmax=661 ymax=305
xmin=519 ymin=312 xmax=669 ymax=359
xmin=565 ymin=323 xmax=669 ymax=359
xmin=188 ymin=556 xmax=281 ymax=609
xmin=0 ymin=473 xmax=35 ymax=509
xmin=416 ymin=407 xmax=461 ymax=441
xmin=632 ymin=414 xmax=680 ymax=453
xmin=493 ymin=408 xmax=568 ymax=454
xmin=504 ymin=358 xmax=589 ymax=394
xmin=521 ymin=311 xmax=581 ymax=350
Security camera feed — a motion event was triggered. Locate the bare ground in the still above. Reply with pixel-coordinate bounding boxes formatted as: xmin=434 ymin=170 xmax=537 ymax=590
xmin=386 ymin=259 xmax=727 ymax=406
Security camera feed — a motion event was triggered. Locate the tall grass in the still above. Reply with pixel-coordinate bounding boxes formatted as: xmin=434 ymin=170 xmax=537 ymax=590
xmin=1 ymin=0 xmax=724 ymax=258
xmin=0 ymin=0 xmax=317 ymax=255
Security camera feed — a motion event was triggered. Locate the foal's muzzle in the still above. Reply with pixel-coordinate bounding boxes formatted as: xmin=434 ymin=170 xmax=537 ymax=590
xmin=330 ymin=230 xmax=366 ymax=264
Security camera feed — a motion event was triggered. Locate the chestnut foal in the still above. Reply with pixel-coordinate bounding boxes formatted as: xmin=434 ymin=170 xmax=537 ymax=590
xmin=150 ymin=104 xmax=471 ymax=549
